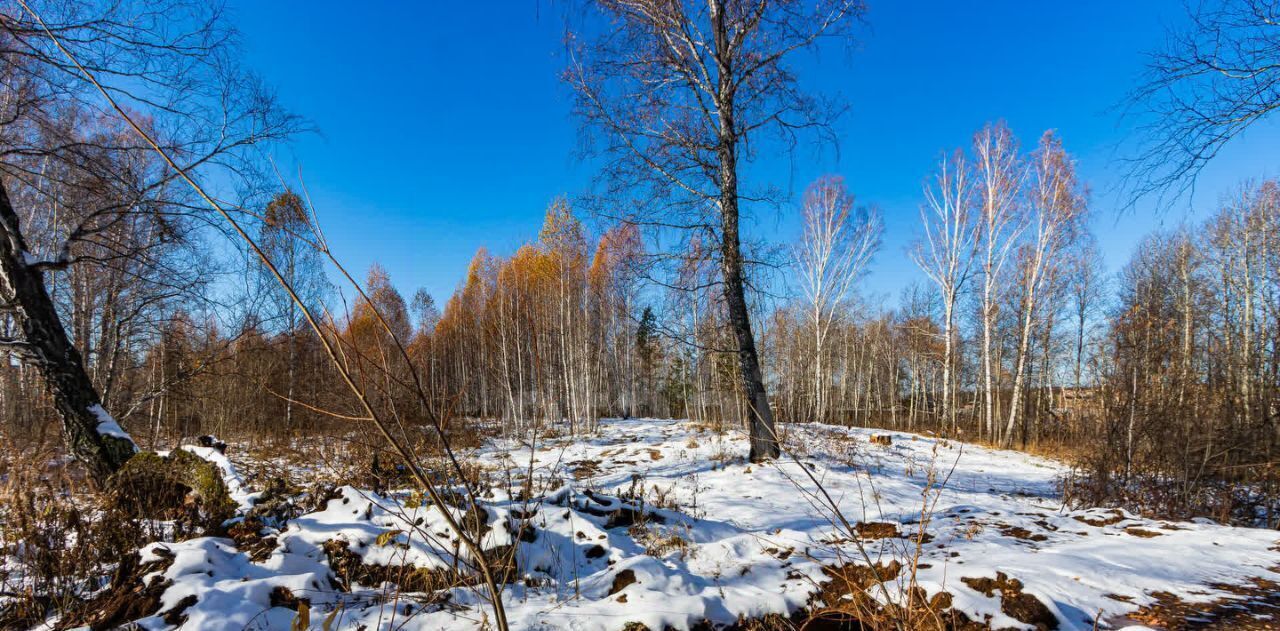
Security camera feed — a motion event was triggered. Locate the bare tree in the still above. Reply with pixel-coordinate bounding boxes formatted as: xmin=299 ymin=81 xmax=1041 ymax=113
xmin=258 ymin=191 xmax=328 ymax=433
xmin=0 ymin=0 xmax=297 ymax=480
xmin=1128 ymin=0 xmax=1280 ymax=201
xmin=566 ymin=0 xmax=864 ymax=461
xmin=1002 ymin=131 xmax=1086 ymax=447
xmin=973 ymin=122 xmax=1024 ymax=440
xmin=1067 ymin=235 xmax=1104 ymax=391
xmin=793 ymin=175 xmax=880 ymax=424
xmin=911 ymin=150 xmax=977 ymax=433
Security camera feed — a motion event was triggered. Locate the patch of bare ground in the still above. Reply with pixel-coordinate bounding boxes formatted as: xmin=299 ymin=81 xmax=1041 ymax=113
xmin=568 ymin=458 xmax=602 ymax=479
xmin=576 ymin=489 xmax=667 ymax=529
xmin=226 ymin=520 xmax=275 ymax=563
xmin=999 ymin=524 xmax=1049 ymax=542
xmin=1072 ymin=509 xmax=1127 ymax=527
xmin=57 ymin=547 xmax=181 ymax=630
xmin=322 ymin=537 xmax=518 ymax=596
xmin=960 ymin=572 xmax=1058 ymax=630
xmin=779 ymin=559 xmax=989 ymax=631
xmin=855 ymin=521 xmax=901 ymax=539
xmin=1112 ymin=574 xmax=1280 ymax=630
xmin=609 ymin=568 xmax=638 ymax=595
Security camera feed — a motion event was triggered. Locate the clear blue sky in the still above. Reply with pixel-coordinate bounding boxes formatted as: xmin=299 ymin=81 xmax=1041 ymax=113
xmin=229 ymin=0 xmax=1279 ymax=309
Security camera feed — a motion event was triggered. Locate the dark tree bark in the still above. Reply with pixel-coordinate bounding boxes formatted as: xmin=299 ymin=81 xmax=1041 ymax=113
xmin=712 ymin=2 xmax=777 ymax=460
xmin=0 ymin=178 xmax=135 ymax=484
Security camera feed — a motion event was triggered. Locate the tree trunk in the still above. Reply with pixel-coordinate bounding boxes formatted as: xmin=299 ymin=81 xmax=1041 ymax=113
xmin=942 ymin=297 xmax=954 ymax=432
xmin=1003 ymin=277 xmax=1038 ymax=448
xmin=712 ymin=0 xmax=778 ymax=461
xmin=0 ymin=179 xmax=136 ymax=485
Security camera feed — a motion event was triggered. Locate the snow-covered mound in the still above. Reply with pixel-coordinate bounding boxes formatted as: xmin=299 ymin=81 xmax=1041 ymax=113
xmin=123 ymin=419 xmax=1280 ymax=630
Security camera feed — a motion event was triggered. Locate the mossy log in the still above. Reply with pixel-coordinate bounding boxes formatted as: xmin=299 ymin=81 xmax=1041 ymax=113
xmin=108 ymin=450 xmax=237 ymax=530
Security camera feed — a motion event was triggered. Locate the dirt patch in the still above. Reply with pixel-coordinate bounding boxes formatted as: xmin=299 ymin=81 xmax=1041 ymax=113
xmin=1000 ymin=525 xmax=1048 ymax=542
xmin=870 ymin=434 xmax=892 ymax=446
xmin=764 ymin=546 xmax=794 ymax=560
xmin=1114 ymin=576 xmax=1280 ymax=630
xmin=1072 ymin=509 xmax=1126 ymax=527
xmin=1124 ymin=527 xmax=1163 ymax=538
xmin=807 ymin=560 xmax=987 ymax=630
xmin=821 ymin=560 xmax=903 ymax=592
xmin=961 ymin=572 xmax=1058 ymax=630
xmin=58 ymin=547 xmax=177 ymax=630
xmin=268 ymin=586 xmax=307 ymax=610
xmin=227 ymin=516 xmax=278 ymax=562
xmin=245 ymin=476 xmax=305 ymax=526
xmin=855 ymin=521 xmax=901 ymax=539
xmin=461 ymin=505 xmax=493 ymax=542
xmin=609 ymin=568 xmax=638 ymax=595
xmin=323 ymin=537 xmax=518 ymax=594
xmin=568 ymin=459 xmax=602 ymax=480
xmin=579 ymin=490 xmax=667 ymax=529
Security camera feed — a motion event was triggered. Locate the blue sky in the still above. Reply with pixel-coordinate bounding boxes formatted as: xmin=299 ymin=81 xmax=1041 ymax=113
xmin=229 ymin=0 xmax=1279 ymax=309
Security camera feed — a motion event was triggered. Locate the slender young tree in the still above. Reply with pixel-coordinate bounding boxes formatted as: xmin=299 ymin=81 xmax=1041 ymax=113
xmin=259 ymin=191 xmax=326 ymax=432
xmin=1067 ymin=236 xmax=1104 ymax=391
xmin=793 ymin=176 xmax=881 ymax=424
xmin=911 ymin=150 xmax=977 ymax=433
xmin=1002 ymin=131 xmax=1086 ymax=447
xmin=973 ymin=122 xmax=1024 ymax=439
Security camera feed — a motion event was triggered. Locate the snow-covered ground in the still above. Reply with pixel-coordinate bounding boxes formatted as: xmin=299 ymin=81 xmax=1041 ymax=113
xmin=102 ymin=419 xmax=1280 ymax=630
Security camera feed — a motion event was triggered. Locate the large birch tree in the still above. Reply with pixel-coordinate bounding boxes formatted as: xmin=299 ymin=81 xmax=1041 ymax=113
xmin=566 ymin=0 xmax=864 ymax=460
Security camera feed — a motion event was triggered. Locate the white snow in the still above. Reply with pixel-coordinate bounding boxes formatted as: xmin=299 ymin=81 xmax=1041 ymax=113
xmin=136 ymin=538 xmax=333 ymax=631
xmin=122 ymin=419 xmax=1280 ymax=630
xmin=88 ymin=403 xmax=137 ymax=447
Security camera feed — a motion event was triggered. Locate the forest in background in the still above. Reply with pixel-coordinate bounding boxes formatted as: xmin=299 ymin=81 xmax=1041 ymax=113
xmin=4 ymin=146 xmax=1276 ymax=526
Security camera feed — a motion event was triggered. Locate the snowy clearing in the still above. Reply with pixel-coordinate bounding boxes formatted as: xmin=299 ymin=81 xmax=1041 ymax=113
xmin=91 ymin=419 xmax=1280 ymax=630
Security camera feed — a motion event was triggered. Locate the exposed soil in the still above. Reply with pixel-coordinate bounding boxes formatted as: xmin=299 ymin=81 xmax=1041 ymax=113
xmin=821 ymin=560 xmax=904 ymax=592
xmin=227 ymin=515 xmax=278 ymax=562
xmin=323 ymin=538 xmax=465 ymax=595
xmin=569 ymin=459 xmax=602 ymax=479
xmin=1000 ymin=524 xmax=1049 ymax=542
xmin=59 ymin=547 xmax=178 ymax=630
xmin=855 ymin=521 xmax=901 ymax=539
xmin=1113 ymin=575 xmax=1280 ymax=630
xmin=609 ymin=568 xmax=637 ymax=595
xmin=1072 ymin=509 xmax=1127 ymax=527
xmin=961 ymin=572 xmax=1058 ymax=630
